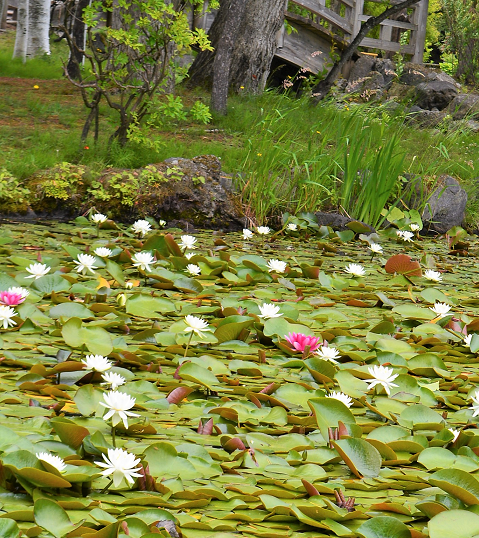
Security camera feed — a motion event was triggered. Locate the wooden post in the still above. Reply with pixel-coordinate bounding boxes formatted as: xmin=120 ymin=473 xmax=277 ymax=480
xmin=275 ymin=0 xmax=288 ymax=48
xmin=411 ymin=0 xmax=428 ymax=63
xmin=351 ymin=0 xmax=364 ymax=41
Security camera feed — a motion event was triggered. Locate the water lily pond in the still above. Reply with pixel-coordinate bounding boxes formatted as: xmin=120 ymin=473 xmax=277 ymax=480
xmin=1 ymin=214 xmax=479 ymax=538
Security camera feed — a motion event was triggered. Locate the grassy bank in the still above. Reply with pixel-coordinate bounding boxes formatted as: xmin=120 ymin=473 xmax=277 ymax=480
xmin=1 ymin=30 xmax=478 ymax=226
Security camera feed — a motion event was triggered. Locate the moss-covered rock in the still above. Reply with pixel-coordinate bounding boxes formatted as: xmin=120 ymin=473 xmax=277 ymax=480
xmin=8 ymin=156 xmax=245 ymax=230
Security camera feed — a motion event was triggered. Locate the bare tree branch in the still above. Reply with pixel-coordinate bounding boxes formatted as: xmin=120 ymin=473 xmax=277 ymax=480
xmin=311 ymin=0 xmax=422 ymax=103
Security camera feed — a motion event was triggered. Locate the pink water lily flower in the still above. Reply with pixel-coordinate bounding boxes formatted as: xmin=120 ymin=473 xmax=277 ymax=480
xmin=285 ymin=332 xmax=321 ymax=353
xmin=0 ymin=288 xmax=28 ymax=306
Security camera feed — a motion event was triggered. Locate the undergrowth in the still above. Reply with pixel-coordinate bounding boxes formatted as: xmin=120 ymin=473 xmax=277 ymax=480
xmin=0 ymin=31 xmax=478 ymax=226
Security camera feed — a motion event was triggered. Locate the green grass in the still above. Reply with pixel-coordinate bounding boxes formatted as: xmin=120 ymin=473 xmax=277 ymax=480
xmin=0 ymin=31 xmax=68 ymax=79
xmin=1 ymin=30 xmax=478 ymax=226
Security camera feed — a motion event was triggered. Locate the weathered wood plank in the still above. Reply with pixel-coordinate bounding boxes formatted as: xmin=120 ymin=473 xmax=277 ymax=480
xmin=412 ymin=0 xmax=428 ymax=62
xmin=286 ymin=11 xmax=349 ymax=45
xmin=351 ymin=0 xmax=364 ymax=38
xmin=380 ymin=24 xmax=393 ymax=42
xmin=289 ymin=0 xmax=353 ymax=34
xmin=358 ymin=14 xmax=416 ymax=30
xmin=360 ymin=37 xmax=415 ymax=52
xmin=277 ymin=21 xmax=334 ymax=73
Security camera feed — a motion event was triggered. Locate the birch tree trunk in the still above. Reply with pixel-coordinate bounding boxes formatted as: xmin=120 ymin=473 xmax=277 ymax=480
xmin=0 ymin=0 xmax=7 ymax=30
xmin=26 ymin=0 xmax=51 ymax=58
xmin=13 ymin=0 xmax=29 ymax=61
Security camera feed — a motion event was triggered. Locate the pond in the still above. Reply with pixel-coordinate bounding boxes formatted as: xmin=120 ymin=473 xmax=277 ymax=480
xmin=0 ymin=215 xmax=477 ymax=538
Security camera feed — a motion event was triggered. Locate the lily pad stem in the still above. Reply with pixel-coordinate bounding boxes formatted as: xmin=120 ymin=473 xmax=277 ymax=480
xmin=184 ymin=332 xmax=194 ymax=358
xmin=101 ymin=478 xmax=114 ymax=494
xmin=111 ymin=425 xmax=116 ymax=447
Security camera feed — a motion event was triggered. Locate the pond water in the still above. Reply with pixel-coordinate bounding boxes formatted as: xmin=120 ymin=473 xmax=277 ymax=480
xmin=0 ymin=217 xmax=477 ymax=538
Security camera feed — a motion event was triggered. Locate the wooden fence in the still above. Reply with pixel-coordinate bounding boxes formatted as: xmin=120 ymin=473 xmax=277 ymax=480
xmin=193 ymin=0 xmax=429 ymax=75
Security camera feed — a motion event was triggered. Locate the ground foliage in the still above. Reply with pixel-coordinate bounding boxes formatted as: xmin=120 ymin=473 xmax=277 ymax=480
xmin=0 ymin=215 xmax=479 ymax=538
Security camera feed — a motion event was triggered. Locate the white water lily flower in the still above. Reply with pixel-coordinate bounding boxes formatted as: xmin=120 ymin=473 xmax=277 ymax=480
xmin=316 ymin=345 xmax=340 ymax=364
xmin=82 ymin=354 xmax=112 ymax=372
xmin=424 ymin=269 xmax=442 ymax=282
xmin=369 ymin=243 xmax=383 ymax=254
xmin=186 ymin=264 xmax=201 ymax=276
xmin=430 ymin=302 xmax=452 ymax=318
xmin=397 ymin=230 xmax=414 ymax=242
xmin=258 ymin=303 xmax=282 ymax=320
xmin=131 ymin=219 xmax=152 ymax=237
xmin=101 ymin=372 xmax=126 ymax=391
xmin=94 ymin=247 xmax=113 ymax=258
xmin=91 ymin=213 xmax=107 ymax=224
xmin=159 ymin=220 xmax=166 ymax=226
xmin=287 ymin=223 xmax=298 ymax=231
xmin=410 ymin=223 xmax=420 ymax=231
xmin=131 ymin=251 xmax=155 ymax=272
xmin=344 ymin=263 xmax=366 ymax=277
xmin=100 ymin=391 xmax=139 ymax=429
xmin=95 ymin=448 xmax=142 ymax=487
xmin=448 ymin=428 xmax=460 ymax=442
xmin=8 ymin=287 xmax=29 ymax=299
xmin=185 ymin=252 xmax=194 ymax=260
xmin=25 ymin=262 xmax=51 ymax=279
xmin=179 ymin=235 xmax=197 ymax=250
xmin=73 ymin=253 xmax=98 ymax=275
xmin=184 ymin=315 xmax=211 ymax=338
xmin=471 ymin=392 xmax=479 ymax=417
xmin=257 ymin=226 xmax=270 ymax=235
xmin=242 ymin=229 xmax=254 ymax=240
xmin=0 ymin=305 xmax=17 ymax=329
xmin=326 ymin=391 xmax=353 ymax=408
xmin=366 ymin=365 xmax=399 ymax=395
xmin=267 ymin=259 xmax=287 ymax=273
xmin=36 ymin=452 xmax=66 ymax=473
xmin=464 ymin=334 xmax=473 ymax=348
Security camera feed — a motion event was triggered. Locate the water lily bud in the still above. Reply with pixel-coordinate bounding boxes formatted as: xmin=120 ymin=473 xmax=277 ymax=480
xmin=117 ymin=293 xmax=127 ymax=307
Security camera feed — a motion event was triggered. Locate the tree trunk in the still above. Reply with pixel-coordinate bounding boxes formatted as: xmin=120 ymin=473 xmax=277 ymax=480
xmin=187 ymin=0 xmax=232 ymax=89
xmin=311 ymin=0 xmax=421 ymax=102
xmin=0 ymin=0 xmax=7 ymax=30
xmin=188 ymin=0 xmax=286 ymax=93
xmin=210 ymin=0 xmax=247 ymax=114
xmin=66 ymin=0 xmax=90 ymax=80
xmin=26 ymin=0 xmax=50 ymax=58
xmin=13 ymin=0 xmax=29 ymax=61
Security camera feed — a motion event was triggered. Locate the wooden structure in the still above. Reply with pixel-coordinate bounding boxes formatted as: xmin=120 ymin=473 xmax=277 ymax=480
xmin=194 ymin=0 xmax=428 ymax=74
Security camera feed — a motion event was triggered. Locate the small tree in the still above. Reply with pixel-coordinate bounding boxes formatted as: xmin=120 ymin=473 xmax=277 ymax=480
xmin=63 ymin=0 xmax=212 ymax=146
xmin=441 ymin=0 xmax=479 ymax=85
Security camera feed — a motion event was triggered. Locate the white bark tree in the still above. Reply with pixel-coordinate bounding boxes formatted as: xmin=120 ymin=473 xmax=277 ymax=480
xmin=13 ymin=0 xmax=29 ymax=60
xmin=13 ymin=0 xmax=50 ymax=62
xmin=0 ymin=0 xmax=8 ymax=30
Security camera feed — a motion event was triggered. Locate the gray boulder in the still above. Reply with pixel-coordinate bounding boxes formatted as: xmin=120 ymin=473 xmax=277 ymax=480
xmin=348 ymin=55 xmax=376 ymax=82
xmin=374 ymin=58 xmax=397 ymax=86
xmin=400 ymin=63 xmax=460 ymax=87
xmin=314 ymin=212 xmax=375 ymax=232
xmin=446 ymin=93 xmax=479 ymax=120
xmin=346 ymin=72 xmax=386 ymax=97
xmin=422 ymin=176 xmax=467 ymax=233
xmin=406 ymin=107 xmax=448 ymax=128
xmin=414 ymin=81 xmax=458 ymax=110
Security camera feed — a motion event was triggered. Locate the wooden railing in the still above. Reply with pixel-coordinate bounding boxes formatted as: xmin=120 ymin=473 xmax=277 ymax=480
xmin=284 ymin=0 xmax=429 ymax=63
